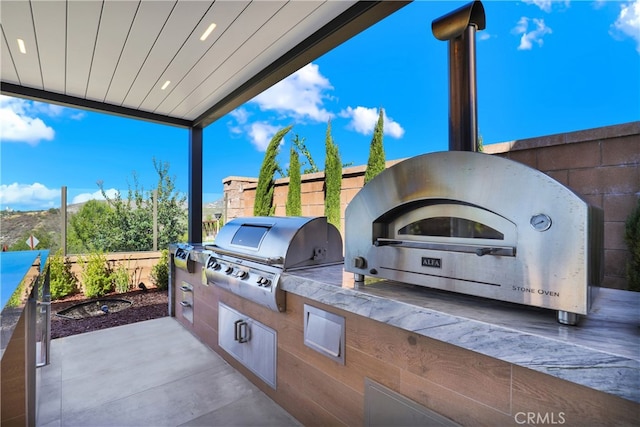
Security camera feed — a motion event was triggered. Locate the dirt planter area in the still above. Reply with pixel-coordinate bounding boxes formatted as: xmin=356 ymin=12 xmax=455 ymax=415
xmin=51 ymin=288 xmax=168 ymax=339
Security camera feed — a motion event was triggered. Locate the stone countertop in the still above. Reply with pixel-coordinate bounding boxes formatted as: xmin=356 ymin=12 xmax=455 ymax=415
xmin=281 ymin=265 xmax=640 ymax=403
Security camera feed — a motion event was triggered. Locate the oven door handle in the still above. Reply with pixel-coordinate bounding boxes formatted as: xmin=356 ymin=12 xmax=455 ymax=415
xmin=375 ymin=238 xmax=516 ymax=257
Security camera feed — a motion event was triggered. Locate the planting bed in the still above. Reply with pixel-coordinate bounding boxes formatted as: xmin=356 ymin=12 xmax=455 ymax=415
xmin=51 ymin=288 xmax=168 ymax=339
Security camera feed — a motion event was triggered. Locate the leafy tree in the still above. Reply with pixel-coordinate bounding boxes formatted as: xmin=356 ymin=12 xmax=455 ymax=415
xmin=286 ymin=147 xmax=302 ymax=216
xmin=68 ymin=159 xmax=187 ymax=253
xmin=99 ymin=180 xmax=153 ymax=252
xmin=324 ymin=121 xmax=342 ymax=229
xmin=364 ymin=108 xmax=386 ymax=185
xmin=68 ymin=200 xmax=112 ymax=252
xmin=254 ymin=125 xmax=292 ymax=216
xmin=152 ymin=159 xmax=187 ymax=249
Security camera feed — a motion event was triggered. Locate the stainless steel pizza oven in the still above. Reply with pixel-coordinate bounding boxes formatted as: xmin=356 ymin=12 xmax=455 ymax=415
xmin=205 ymin=216 xmax=343 ymax=312
xmin=344 ymin=151 xmax=604 ymax=325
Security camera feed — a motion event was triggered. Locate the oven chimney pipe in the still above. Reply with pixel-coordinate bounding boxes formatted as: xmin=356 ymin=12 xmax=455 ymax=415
xmin=432 ymin=1 xmax=485 ymax=152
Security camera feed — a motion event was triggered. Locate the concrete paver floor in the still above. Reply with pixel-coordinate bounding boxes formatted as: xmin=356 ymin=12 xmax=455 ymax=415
xmin=37 ymin=317 xmax=301 ymax=427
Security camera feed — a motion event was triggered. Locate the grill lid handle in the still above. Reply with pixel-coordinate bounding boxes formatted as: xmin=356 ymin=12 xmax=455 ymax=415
xmin=206 ymin=245 xmax=284 ymax=266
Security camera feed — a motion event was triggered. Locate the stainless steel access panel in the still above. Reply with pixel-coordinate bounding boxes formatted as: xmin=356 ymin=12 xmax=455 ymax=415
xmin=344 ymin=151 xmax=604 ymax=324
xmin=218 ymin=302 xmax=277 ymax=389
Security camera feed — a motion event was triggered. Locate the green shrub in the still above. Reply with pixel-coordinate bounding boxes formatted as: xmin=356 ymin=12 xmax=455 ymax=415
xmin=80 ymin=252 xmax=113 ymax=298
xmin=112 ymin=262 xmax=131 ymax=294
xmin=49 ymin=249 xmax=78 ymax=300
xmin=6 ymin=280 xmax=26 ymax=308
xmin=150 ymin=249 xmax=169 ymax=291
xmin=624 ymin=198 xmax=640 ymax=291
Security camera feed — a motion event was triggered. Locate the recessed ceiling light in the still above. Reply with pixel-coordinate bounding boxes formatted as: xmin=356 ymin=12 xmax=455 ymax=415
xmin=161 ymin=80 xmax=171 ymax=90
xmin=17 ymin=39 xmax=26 ymax=54
xmin=200 ymin=23 xmax=217 ymax=41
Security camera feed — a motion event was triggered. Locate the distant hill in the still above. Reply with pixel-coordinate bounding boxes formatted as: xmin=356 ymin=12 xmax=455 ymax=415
xmin=0 ymin=197 xmax=225 ymax=248
xmin=0 ymin=208 xmax=63 ymax=248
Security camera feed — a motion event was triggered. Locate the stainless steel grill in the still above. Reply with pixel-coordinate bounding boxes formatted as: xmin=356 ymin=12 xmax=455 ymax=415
xmin=204 ymin=216 xmax=343 ymax=312
xmin=344 ymin=151 xmax=604 ymax=325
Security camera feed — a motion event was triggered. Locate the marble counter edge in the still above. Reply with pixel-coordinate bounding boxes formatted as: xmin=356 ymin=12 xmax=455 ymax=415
xmin=280 ymin=273 xmax=640 ymax=404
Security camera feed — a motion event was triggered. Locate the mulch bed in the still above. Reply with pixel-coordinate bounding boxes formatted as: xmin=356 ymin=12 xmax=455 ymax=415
xmin=51 ymin=288 xmax=168 ymax=339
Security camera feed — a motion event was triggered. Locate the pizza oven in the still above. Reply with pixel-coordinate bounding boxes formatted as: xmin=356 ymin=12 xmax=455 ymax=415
xmin=344 ymin=151 xmax=604 ymax=325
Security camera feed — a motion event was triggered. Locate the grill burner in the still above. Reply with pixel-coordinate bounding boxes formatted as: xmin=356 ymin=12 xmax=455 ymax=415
xmin=205 ymin=216 xmax=343 ymax=312
xmin=344 ymin=151 xmax=604 ymax=325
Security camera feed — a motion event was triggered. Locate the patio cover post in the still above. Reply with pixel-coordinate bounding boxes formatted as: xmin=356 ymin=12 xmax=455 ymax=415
xmin=188 ymin=127 xmax=203 ymax=244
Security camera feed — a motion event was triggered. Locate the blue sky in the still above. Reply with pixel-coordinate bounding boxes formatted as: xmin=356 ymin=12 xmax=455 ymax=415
xmin=1 ymin=0 xmax=639 ymax=212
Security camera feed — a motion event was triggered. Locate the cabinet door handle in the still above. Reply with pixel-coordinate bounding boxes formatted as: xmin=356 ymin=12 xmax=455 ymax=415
xmin=234 ymin=319 xmax=249 ymax=343
xmin=180 ymin=285 xmax=192 ymax=292
xmin=180 ymin=301 xmax=191 ymax=307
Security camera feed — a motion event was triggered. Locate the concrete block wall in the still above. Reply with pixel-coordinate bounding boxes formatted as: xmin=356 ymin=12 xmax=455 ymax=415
xmin=222 ymin=122 xmax=640 ymax=290
xmin=484 ymin=122 xmax=639 ymax=290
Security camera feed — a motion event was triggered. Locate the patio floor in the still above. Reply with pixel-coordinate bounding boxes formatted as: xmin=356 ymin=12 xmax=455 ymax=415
xmin=36 ymin=317 xmax=301 ymax=427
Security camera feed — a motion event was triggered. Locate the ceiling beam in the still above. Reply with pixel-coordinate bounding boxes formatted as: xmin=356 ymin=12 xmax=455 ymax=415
xmin=1 ymin=82 xmax=192 ymax=128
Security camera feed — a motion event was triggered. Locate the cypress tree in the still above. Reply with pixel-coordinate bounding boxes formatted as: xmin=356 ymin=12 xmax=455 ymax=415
xmin=291 ymin=134 xmax=319 ymax=174
xmin=254 ymin=125 xmax=292 ymax=216
xmin=324 ymin=121 xmax=342 ymax=229
xmin=286 ymin=147 xmax=302 ymax=216
xmin=364 ymin=108 xmax=386 ymax=184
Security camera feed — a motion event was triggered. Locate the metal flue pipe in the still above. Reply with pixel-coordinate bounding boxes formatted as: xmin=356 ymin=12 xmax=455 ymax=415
xmin=432 ymin=1 xmax=485 ymax=152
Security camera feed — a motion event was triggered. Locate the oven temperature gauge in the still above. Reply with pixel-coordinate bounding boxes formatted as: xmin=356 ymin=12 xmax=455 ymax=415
xmin=530 ymin=213 xmax=552 ymax=231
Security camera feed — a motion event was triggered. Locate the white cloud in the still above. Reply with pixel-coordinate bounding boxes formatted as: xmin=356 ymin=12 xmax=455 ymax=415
xmin=479 ymin=32 xmax=493 ymax=41
xmin=339 ymin=106 xmax=405 ymax=139
xmin=612 ymin=0 xmax=640 ymax=53
xmin=230 ymin=108 xmax=250 ymax=125
xmin=248 ymin=122 xmax=282 ymax=151
xmin=252 ymin=63 xmax=334 ymax=123
xmin=513 ymin=17 xmax=553 ymax=50
xmin=0 ymin=182 xmax=59 ymax=209
xmin=0 ymin=96 xmax=55 ymax=145
xmin=71 ymin=188 xmax=119 ymax=205
xmin=522 ymin=0 xmax=570 ymax=13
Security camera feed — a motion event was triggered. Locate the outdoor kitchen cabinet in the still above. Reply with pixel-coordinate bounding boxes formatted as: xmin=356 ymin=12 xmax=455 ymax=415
xmin=169 ymin=245 xmax=639 ymax=426
xmin=218 ymin=302 xmax=277 ymax=389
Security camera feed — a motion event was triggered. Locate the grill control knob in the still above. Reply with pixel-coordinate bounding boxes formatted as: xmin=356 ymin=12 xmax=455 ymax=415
xmin=237 ymin=270 xmax=248 ymax=279
xmin=223 ymin=265 xmax=233 ymax=274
